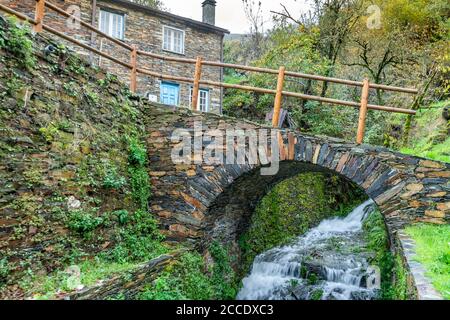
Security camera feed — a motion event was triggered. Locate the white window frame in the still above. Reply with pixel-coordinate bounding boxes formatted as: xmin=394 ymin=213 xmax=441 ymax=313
xmin=99 ymin=9 xmax=125 ymax=40
xmin=162 ymin=25 xmax=185 ymax=55
xmin=190 ymin=87 xmax=210 ymax=112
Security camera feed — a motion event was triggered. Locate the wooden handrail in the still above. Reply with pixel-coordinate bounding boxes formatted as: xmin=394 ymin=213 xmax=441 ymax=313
xmin=0 ymin=2 xmax=419 ymax=144
xmin=272 ymin=66 xmax=286 ymax=127
xmin=0 ymin=3 xmax=37 ymax=24
xmin=33 ymin=0 xmax=45 ymax=33
xmin=42 ymin=24 xmax=133 ymax=69
xmin=357 ymin=79 xmax=370 ymax=144
xmin=130 ymin=45 xmax=137 ymax=92
xmin=192 ymin=57 xmax=203 ymax=111
xmin=202 ymin=61 xmax=419 ymax=94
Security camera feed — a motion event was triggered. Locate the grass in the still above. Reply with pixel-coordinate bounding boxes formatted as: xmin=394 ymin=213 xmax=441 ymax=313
xmin=405 ymin=224 xmax=450 ymax=300
xmin=29 ymin=258 xmax=138 ymax=300
xmin=401 ymin=137 xmax=450 ymax=163
xmin=400 ymin=100 xmax=450 ymax=163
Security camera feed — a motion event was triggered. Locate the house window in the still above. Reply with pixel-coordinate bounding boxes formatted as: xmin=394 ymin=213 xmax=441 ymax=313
xmin=163 ymin=26 xmax=185 ymax=54
xmin=190 ymin=87 xmax=209 ymax=112
xmin=99 ymin=9 xmax=125 ymax=39
xmin=160 ymin=82 xmax=180 ymax=106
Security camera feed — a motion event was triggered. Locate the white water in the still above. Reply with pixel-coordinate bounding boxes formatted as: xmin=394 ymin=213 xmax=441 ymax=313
xmin=237 ymin=200 xmax=378 ymax=300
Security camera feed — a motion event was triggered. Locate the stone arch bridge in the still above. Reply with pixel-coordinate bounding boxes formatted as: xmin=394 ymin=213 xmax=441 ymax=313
xmin=145 ymin=105 xmax=449 ymax=245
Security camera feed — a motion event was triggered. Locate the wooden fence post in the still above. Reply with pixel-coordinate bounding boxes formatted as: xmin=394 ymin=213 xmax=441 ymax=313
xmin=192 ymin=56 xmax=203 ymax=111
xmin=34 ymin=0 xmax=46 ymax=33
xmin=356 ymin=79 xmax=370 ymax=144
xmin=130 ymin=45 xmax=137 ymax=93
xmin=272 ymin=66 xmax=286 ymax=128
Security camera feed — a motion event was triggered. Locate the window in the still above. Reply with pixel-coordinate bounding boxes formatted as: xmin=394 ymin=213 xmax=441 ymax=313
xmin=99 ymin=9 xmax=125 ymax=39
xmin=160 ymin=82 xmax=180 ymax=106
xmin=163 ymin=26 xmax=185 ymax=54
xmin=190 ymin=87 xmax=209 ymax=112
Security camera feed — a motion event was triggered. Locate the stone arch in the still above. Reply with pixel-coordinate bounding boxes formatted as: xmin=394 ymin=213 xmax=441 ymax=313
xmin=145 ymin=107 xmax=449 ymax=244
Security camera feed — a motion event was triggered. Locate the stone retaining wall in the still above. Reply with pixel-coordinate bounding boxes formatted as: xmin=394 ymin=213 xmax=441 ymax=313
xmin=395 ymin=231 xmax=444 ymax=300
xmin=62 ymin=253 xmax=180 ymax=300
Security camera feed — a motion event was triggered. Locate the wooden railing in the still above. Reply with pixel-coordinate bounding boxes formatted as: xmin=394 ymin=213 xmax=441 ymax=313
xmin=0 ymin=1 xmax=418 ymax=144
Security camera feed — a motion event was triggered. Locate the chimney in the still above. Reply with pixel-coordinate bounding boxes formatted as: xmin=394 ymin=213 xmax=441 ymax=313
xmin=202 ymin=0 xmax=216 ymax=25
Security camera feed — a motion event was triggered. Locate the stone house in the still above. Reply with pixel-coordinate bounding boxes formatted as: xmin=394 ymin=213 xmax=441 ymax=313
xmin=3 ymin=0 xmax=229 ymax=113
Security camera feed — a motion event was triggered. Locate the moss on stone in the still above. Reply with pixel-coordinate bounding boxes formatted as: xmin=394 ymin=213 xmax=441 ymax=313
xmin=239 ymin=172 xmax=365 ymax=274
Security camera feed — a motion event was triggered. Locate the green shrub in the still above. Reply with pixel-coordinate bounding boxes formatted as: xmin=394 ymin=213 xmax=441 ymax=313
xmin=0 ymin=17 xmax=36 ymax=70
xmin=102 ymin=166 xmax=126 ymax=190
xmin=129 ymin=167 xmax=151 ymax=210
xmin=0 ymin=258 xmax=10 ymax=286
xmin=113 ymin=210 xmax=129 ymax=225
xmin=105 ymin=210 xmax=165 ymax=264
xmin=140 ymin=243 xmax=237 ymax=300
xmin=128 ymin=137 xmax=148 ymax=167
xmin=127 ymin=137 xmax=151 ymax=210
xmin=67 ymin=209 xmax=104 ymax=234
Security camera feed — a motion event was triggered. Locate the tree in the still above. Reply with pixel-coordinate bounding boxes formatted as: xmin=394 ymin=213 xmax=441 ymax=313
xmin=129 ymin=0 xmax=165 ymax=10
xmin=271 ymin=0 xmax=363 ymax=97
xmin=242 ymin=0 xmax=267 ymax=61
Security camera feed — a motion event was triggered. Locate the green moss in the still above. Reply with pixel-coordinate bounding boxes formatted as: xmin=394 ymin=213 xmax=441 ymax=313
xmin=239 ymin=173 xmax=365 ymax=273
xmin=363 ymin=209 xmax=395 ymax=299
xmin=39 ymin=123 xmax=59 ymax=143
xmin=310 ymin=289 xmax=324 ymax=300
xmin=393 ymin=254 xmax=409 ymax=300
xmin=405 ymin=224 xmax=450 ymax=299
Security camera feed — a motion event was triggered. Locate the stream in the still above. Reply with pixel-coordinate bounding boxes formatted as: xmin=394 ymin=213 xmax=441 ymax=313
xmin=237 ymin=200 xmax=380 ymax=300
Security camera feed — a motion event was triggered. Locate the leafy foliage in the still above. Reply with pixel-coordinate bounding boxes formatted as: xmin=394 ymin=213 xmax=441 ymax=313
xmin=140 ymin=243 xmax=237 ymax=300
xmin=0 ymin=17 xmax=36 ymax=70
xmin=127 ymin=137 xmax=151 ymax=210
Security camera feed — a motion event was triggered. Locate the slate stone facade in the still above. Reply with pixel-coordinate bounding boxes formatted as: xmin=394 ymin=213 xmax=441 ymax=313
xmin=2 ymin=0 xmax=228 ymax=114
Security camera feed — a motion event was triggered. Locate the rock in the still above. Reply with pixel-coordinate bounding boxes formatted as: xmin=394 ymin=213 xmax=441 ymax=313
xmin=149 ymin=171 xmax=166 ymax=177
xmin=425 ymin=210 xmax=445 ymax=219
xmin=419 ymin=160 xmax=445 ymax=169
xmin=437 ymin=202 xmax=450 ymax=211
xmin=67 ymin=196 xmax=81 ymax=210
xmin=406 ymin=183 xmax=424 ymax=192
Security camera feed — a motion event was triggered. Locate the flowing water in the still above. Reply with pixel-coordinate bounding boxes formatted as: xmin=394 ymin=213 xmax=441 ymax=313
xmin=237 ymin=200 xmax=380 ymax=300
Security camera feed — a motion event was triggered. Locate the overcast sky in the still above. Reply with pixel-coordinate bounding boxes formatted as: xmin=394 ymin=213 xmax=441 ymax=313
xmin=162 ymin=0 xmax=311 ymax=34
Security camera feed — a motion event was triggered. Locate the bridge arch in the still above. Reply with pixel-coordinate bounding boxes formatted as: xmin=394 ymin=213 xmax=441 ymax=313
xmin=146 ymin=106 xmax=449 ymax=244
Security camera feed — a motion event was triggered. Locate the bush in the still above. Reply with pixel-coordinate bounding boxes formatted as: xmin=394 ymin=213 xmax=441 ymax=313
xmin=105 ymin=210 xmax=166 ymax=264
xmin=140 ymin=243 xmax=237 ymax=300
xmin=102 ymin=166 xmax=126 ymax=190
xmin=67 ymin=209 xmax=104 ymax=235
xmin=0 ymin=17 xmax=36 ymax=70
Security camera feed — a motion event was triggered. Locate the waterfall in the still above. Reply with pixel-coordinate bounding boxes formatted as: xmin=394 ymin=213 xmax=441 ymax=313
xmin=237 ymin=200 xmax=379 ymax=300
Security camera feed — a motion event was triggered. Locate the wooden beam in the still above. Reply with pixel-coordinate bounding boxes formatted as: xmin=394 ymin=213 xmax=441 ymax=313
xmin=192 ymin=57 xmax=203 ymax=111
xmin=130 ymin=45 xmax=138 ymax=93
xmin=33 ymin=0 xmax=45 ymax=33
xmin=357 ymin=79 xmax=370 ymax=144
xmin=272 ymin=66 xmax=286 ymax=127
